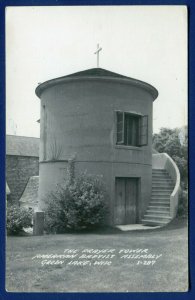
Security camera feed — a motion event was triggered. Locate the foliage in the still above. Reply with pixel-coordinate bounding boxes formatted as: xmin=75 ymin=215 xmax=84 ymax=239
xmin=44 ymin=173 xmax=109 ymax=233
xmin=6 ymin=206 xmax=33 ymax=235
xmin=153 ymin=126 xmax=188 ymax=188
xmin=177 ymin=190 xmax=188 ymax=218
xmin=153 ymin=126 xmax=188 ymax=217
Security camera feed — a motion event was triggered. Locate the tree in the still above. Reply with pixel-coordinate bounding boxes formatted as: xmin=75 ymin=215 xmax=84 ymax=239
xmin=153 ymin=126 xmax=188 ymax=189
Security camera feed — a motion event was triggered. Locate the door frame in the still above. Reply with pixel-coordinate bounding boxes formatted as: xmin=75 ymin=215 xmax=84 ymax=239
xmin=114 ymin=177 xmax=140 ymax=225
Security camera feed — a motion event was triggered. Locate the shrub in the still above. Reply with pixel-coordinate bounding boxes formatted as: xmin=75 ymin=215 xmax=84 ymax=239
xmin=172 ymin=155 xmax=188 ymax=189
xmin=177 ymin=189 xmax=188 ymax=218
xmin=6 ymin=206 xmax=33 ymax=235
xmin=44 ymin=173 xmax=108 ymax=233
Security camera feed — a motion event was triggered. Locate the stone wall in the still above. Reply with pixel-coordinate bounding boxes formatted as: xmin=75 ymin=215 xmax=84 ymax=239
xmin=6 ymin=155 xmax=39 ymax=205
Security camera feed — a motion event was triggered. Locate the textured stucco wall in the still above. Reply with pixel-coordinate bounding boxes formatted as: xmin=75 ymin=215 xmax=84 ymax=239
xmin=38 ymin=78 xmax=154 ymax=224
xmin=39 ymin=80 xmax=153 ymax=162
xmin=6 ymin=155 xmax=39 ymax=205
xmin=74 ymin=161 xmax=151 ymax=224
xmin=38 ymin=161 xmax=69 ymax=210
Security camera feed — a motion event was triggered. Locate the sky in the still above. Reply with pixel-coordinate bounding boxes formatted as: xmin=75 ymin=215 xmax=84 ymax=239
xmin=6 ymin=6 xmax=187 ymax=137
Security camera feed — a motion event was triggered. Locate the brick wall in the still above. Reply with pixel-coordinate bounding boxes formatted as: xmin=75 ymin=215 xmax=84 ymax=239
xmin=6 ymin=155 xmax=39 ymax=205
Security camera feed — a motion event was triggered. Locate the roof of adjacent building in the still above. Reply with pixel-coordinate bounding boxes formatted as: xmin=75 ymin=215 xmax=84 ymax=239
xmin=35 ymin=67 xmax=158 ymax=100
xmin=19 ymin=176 xmax=39 ymax=206
xmin=6 ymin=135 xmax=39 ymax=157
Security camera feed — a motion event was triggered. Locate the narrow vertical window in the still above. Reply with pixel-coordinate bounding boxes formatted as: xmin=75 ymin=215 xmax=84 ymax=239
xmin=124 ymin=114 xmax=139 ymax=146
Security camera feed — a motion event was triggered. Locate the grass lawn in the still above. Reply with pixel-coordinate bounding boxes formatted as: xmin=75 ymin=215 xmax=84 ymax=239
xmin=6 ymin=219 xmax=188 ymax=292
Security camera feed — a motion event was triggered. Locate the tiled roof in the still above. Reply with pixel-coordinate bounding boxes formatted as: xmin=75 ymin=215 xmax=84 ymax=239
xmin=19 ymin=176 xmax=39 ymax=205
xmin=6 ymin=135 xmax=39 ymax=157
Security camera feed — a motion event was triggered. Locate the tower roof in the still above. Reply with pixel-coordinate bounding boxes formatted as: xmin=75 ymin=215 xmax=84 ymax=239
xmin=64 ymin=68 xmax=133 ymax=80
xmin=35 ymin=67 xmax=158 ymax=100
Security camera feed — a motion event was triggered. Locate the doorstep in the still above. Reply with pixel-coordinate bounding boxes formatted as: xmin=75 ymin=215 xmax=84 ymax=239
xmin=116 ymin=224 xmax=161 ymax=231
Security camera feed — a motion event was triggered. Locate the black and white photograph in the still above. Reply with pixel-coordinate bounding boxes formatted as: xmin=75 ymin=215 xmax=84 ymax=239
xmin=6 ymin=5 xmax=188 ymax=292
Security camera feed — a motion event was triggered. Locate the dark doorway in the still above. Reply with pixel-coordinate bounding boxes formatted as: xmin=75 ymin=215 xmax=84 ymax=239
xmin=115 ymin=177 xmax=139 ymax=225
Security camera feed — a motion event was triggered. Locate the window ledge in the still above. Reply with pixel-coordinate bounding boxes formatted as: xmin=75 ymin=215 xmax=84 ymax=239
xmin=115 ymin=145 xmax=143 ymax=151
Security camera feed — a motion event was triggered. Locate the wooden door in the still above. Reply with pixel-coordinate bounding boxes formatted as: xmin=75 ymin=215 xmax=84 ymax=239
xmin=115 ymin=178 xmax=138 ymax=225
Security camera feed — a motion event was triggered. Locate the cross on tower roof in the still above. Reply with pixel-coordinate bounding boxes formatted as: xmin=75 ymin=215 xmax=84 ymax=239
xmin=94 ymin=44 xmax=102 ymax=68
